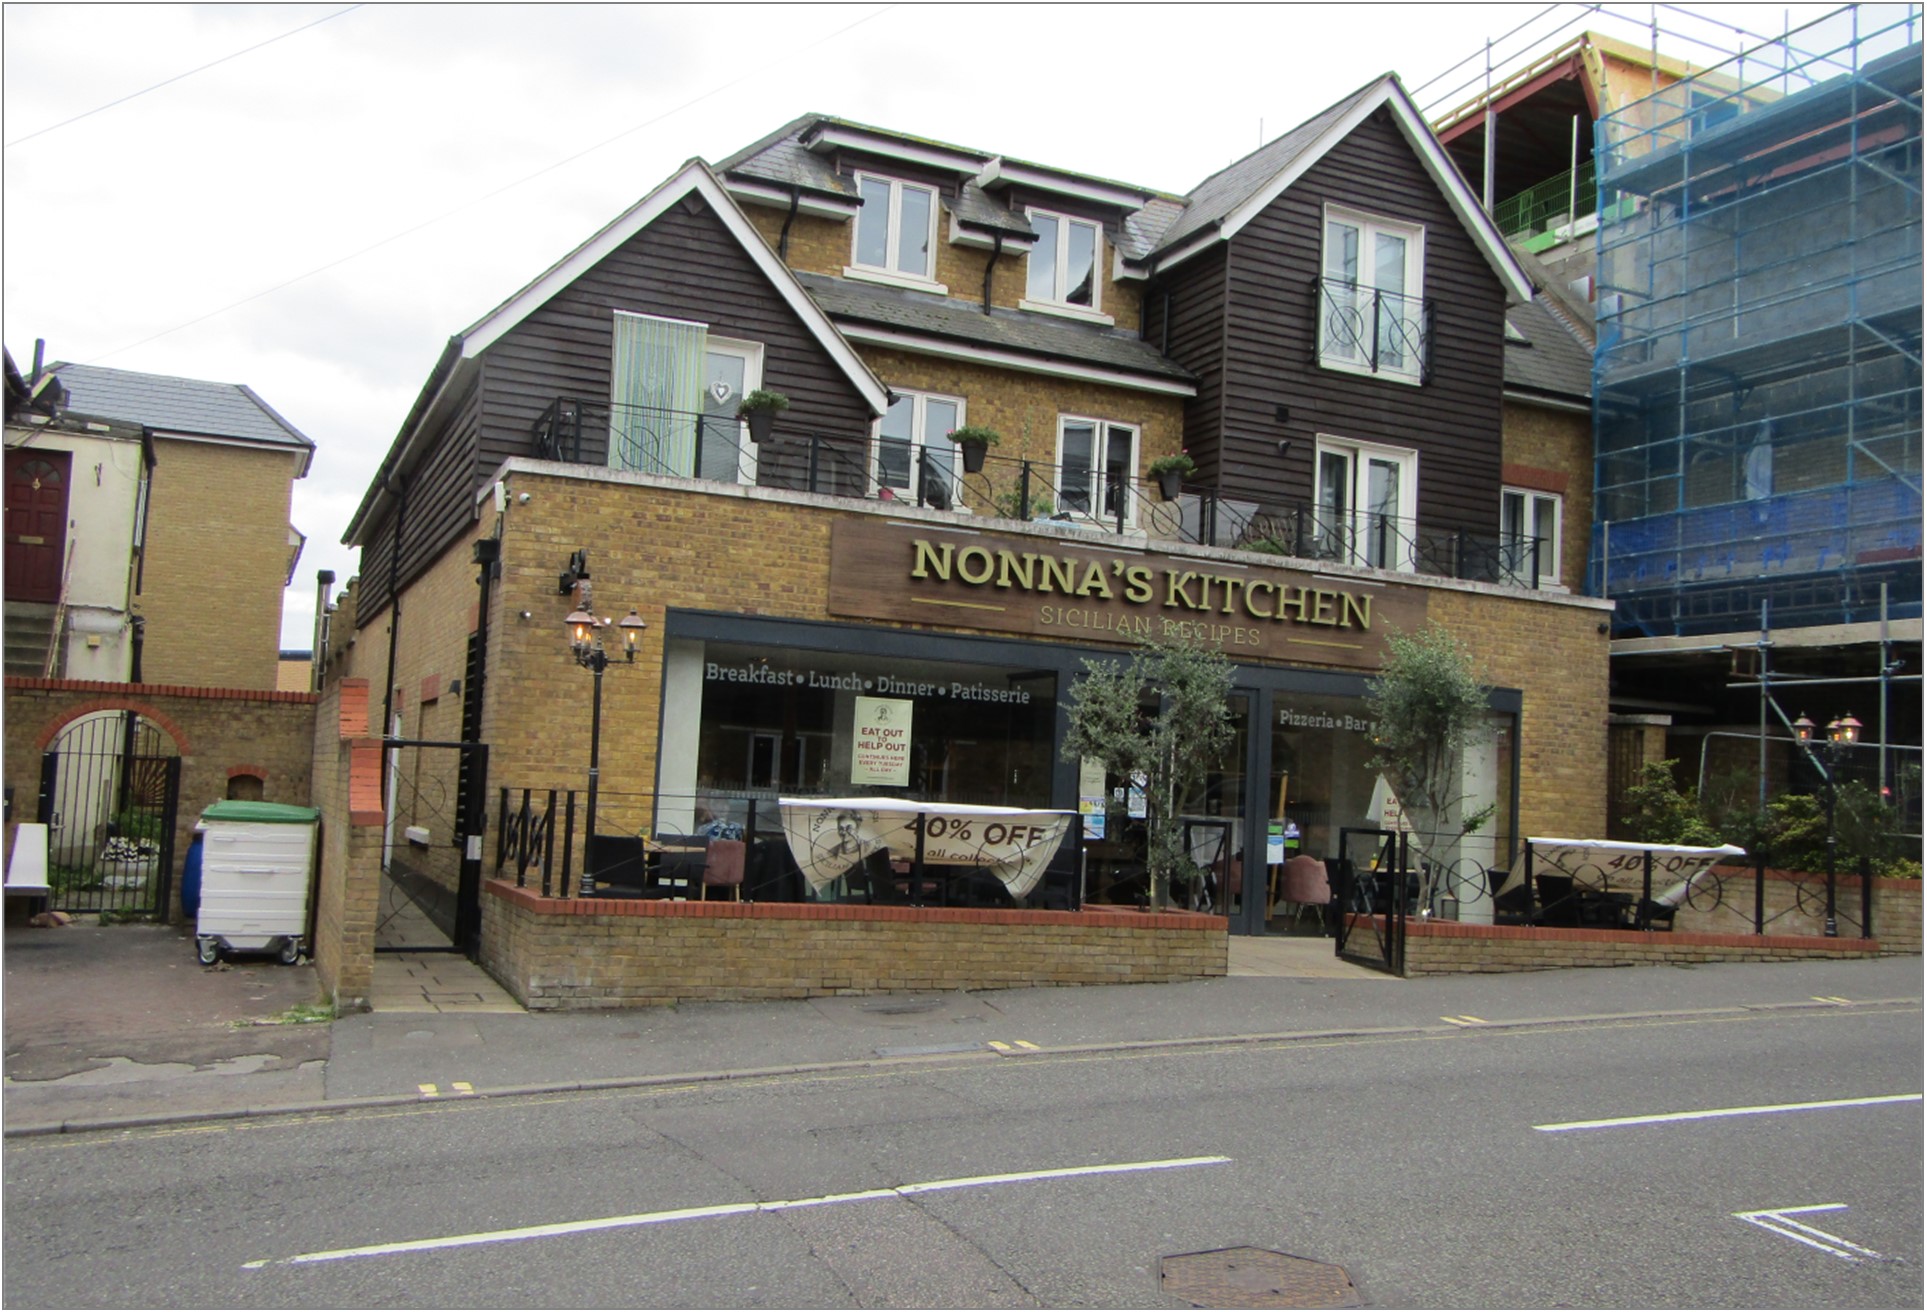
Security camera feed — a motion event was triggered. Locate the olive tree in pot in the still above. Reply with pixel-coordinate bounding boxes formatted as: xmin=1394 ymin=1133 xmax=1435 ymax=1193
xmin=736 ymin=389 xmax=789 ymax=443
xmin=1148 ymin=453 xmax=1195 ymax=502
xmin=949 ymin=424 xmax=1000 ymax=475
xmin=1062 ymin=630 xmax=1235 ymax=910
xmin=1363 ymin=622 xmax=1495 ymax=916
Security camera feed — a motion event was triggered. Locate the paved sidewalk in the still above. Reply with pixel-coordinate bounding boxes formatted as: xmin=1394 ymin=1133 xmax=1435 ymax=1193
xmin=6 ymin=914 xmax=1920 ymax=1136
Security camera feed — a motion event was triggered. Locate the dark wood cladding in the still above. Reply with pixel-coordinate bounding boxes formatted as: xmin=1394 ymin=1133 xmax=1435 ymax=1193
xmin=1143 ymin=245 xmax=1228 ymax=476
xmin=358 ymin=191 xmax=873 ymax=628
xmin=1154 ymin=107 xmax=1508 ymax=532
xmin=357 ymin=378 xmax=480 ymax=624
xmin=478 ymin=194 xmax=873 ymax=478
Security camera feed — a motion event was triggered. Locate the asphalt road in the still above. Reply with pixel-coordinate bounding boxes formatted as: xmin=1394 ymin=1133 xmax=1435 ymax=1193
xmin=4 ymin=996 xmax=1919 ymax=1308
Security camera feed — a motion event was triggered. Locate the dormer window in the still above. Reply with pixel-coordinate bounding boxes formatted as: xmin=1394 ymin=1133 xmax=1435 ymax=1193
xmin=1024 ymin=210 xmax=1102 ymax=313
xmin=852 ymin=173 xmax=938 ymax=283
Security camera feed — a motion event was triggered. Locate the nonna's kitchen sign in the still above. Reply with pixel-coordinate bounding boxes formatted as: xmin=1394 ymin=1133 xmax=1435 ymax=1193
xmin=828 ymin=519 xmax=1426 ymax=669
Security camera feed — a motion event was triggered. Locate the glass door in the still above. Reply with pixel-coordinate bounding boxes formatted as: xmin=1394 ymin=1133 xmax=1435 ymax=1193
xmin=700 ymin=339 xmax=760 ymax=484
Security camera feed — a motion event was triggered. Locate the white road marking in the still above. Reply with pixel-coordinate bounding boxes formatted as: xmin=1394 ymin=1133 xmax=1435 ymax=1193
xmin=1535 ymin=1093 xmax=1920 ymax=1132
xmin=1735 ymin=1205 xmax=1886 ymax=1262
xmin=242 ymin=1155 xmax=1232 ymax=1268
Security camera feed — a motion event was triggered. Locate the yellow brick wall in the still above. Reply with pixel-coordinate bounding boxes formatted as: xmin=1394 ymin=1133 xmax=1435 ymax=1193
xmin=445 ymin=472 xmax=1610 ymax=869
xmin=744 ymin=205 xmax=1141 ymax=330
xmin=1501 ymin=400 xmax=1593 ymax=593
xmin=140 ymin=439 xmax=300 ymax=689
xmin=855 ymin=345 xmax=1186 ymax=476
xmin=1426 ymin=587 xmax=1610 ymax=842
xmin=480 ymin=886 xmax=1227 ymax=1008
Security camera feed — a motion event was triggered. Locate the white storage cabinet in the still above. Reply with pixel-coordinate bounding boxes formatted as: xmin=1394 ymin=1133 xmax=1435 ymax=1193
xmin=195 ymin=801 xmax=320 ymax=965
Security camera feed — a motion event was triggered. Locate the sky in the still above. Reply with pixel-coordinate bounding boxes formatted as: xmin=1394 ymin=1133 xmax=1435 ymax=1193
xmin=2 ymin=1 xmax=1845 ymax=649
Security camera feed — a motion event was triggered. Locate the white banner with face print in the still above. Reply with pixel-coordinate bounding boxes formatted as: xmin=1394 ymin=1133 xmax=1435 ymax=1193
xmin=779 ymin=798 xmax=1074 ymax=899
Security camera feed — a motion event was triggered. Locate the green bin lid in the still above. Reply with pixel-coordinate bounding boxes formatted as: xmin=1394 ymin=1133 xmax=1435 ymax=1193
xmin=201 ymin=801 xmax=321 ymax=825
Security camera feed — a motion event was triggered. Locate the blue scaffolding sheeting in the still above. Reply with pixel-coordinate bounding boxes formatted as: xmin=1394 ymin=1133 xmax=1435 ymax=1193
xmin=1591 ymin=4 xmax=1923 ymax=637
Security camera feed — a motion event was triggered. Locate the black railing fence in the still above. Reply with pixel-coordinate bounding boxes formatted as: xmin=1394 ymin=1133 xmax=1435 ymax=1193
xmin=531 ymin=397 xmax=1554 ymax=588
xmin=1314 ymin=277 xmax=1432 ymax=380
xmin=495 ymin=786 xmax=1084 ymax=911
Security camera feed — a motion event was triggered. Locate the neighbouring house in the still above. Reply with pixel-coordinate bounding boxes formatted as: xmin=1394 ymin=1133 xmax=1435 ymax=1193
xmin=322 ymin=72 xmax=1620 ymax=1007
xmin=3 ymin=354 xmax=314 ymax=689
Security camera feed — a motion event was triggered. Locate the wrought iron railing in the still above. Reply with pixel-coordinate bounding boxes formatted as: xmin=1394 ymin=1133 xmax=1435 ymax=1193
xmin=531 ymin=396 xmax=1557 ymax=588
xmin=494 ymin=786 xmax=1083 ymax=910
xmin=1314 ymin=278 xmax=1431 ymax=380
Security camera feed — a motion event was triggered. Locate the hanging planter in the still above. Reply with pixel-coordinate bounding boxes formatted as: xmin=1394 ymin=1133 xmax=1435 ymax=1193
xmin=736 ymin=389 xmax=790 ymax=444
xmin=1149 ymin=453 xmax=1195 ymax=502
xmin=949 ymin=425 xmax=1001 ymax=475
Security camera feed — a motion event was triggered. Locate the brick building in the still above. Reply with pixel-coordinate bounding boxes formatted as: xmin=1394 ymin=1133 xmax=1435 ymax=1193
xmin=330 ymin=72 xmax=1614 ymax=981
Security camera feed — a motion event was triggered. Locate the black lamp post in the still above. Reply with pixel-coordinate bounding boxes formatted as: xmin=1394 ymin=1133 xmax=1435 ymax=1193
xmin=564 ymin=588 xmax=647 ymax=896
xmin=1793 ymin=710 xmax=1861 ymax=936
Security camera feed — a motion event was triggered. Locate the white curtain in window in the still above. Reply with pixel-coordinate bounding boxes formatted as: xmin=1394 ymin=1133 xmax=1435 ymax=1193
xmin=611 ymin=311 xmax=706 ymax=474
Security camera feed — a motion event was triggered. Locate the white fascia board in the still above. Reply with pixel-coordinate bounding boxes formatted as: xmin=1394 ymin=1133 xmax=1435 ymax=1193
xmin=1503 ymin=387 xmax=1592 ymax=414
xmin=975 ymin=157 xmax=1151 ymax=209
xmin=460 ymin=161 xmax=888 ymax=415
xmin=1216 ymin=79 xmax=1536 ymax=305
xmin=724 ymin=178 xmax=860 ymax=220
xmin=840 ymin=324 xmax=1197 ymax=397
xmin=803 ymin=125 xmax=984 ymax=174
xmin=1135 ymin=225 xmax=1222 ymax=277
xmin=947 ymin=210 xmax=1035 ymax=253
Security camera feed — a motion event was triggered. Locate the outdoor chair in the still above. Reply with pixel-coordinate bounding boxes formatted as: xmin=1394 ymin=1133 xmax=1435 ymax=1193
xmin=701 ymin=839 xmax=745 ymax=901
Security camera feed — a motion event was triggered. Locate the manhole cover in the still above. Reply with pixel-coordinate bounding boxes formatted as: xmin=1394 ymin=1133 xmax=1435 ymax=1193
xmin=862 ymin=997 xmax=945 ymax=1016
xmin=1160 ymin=1247 xmax=1361 ymax=1309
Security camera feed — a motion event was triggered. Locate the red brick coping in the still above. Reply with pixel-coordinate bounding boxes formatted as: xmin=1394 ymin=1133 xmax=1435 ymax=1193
xmin=486 ymin=878 xmax=1225 ymax=930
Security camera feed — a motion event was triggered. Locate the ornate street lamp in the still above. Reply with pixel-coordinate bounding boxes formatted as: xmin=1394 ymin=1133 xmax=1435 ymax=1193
xmin=564 ymin=585 xmax=647 ymax=896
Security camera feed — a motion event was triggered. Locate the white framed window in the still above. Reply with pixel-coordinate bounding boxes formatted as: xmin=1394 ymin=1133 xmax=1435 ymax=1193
xmin=1319 ymin=206 xmax=1426 ymax=382
xmin=850 ymin=172 xmax=939 ymax=286
xmin=1057 ymin=416 xmax=1140 ymax=525
xmin=1501 ymin=487 xmax=1563 ymax=589
xmin=1313 ymin=435 xmax=1418 ymax=571
xmin=875 ymin=390 xmax=964 ymax=507
xmin=1022 ymin=210 xmax=1104 ymax=319
xmin=609 ymin=311 xmax=761 ymax=485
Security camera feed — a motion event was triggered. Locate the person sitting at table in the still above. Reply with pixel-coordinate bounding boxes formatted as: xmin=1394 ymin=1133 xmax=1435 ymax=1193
xmin=694 ymin=800 xmax=743 ymax=842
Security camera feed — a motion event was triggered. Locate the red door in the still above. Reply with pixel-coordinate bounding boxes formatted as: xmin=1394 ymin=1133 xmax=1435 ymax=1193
xmin=5 ymin=448 xmax=70 ymax=603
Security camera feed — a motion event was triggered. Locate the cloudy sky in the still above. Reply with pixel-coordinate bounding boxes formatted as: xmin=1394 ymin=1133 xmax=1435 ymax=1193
xmin=3 ymin=2 xmax=1837 ymax=647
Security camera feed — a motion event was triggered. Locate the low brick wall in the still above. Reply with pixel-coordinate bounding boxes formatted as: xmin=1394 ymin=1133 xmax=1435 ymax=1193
xmin=1671 ymin=868 xmax=1921 ymax=957
xmin=1402 ymin=918 xmax=1882 ymax=976
xmin=481 ymin=880 xmax=1227 ymax=1009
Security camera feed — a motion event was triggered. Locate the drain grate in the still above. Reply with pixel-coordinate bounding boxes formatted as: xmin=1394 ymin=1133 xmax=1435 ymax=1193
xmin=1160 ymin=1247 xmax=1362 ymax=1309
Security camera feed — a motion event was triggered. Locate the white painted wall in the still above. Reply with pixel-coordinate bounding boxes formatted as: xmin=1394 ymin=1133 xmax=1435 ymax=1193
xmin=8 ymin=425 xmax=142 ymax=679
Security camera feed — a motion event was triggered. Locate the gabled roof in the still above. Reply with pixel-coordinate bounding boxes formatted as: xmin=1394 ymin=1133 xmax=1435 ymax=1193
xmin=48 ymin=360 xmax=314 ymax=474
xmin=1146 ymin=74 xmax=1537 ymax=304
xmin=347 ymin=160 xmax=890 ymax=545
xmin=717 ymin=113 xmax=1176 ymax=246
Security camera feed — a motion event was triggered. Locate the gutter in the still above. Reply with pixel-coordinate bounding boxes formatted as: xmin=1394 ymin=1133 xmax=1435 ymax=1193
xmin=343 ymin=336 xmax=464 ymax=547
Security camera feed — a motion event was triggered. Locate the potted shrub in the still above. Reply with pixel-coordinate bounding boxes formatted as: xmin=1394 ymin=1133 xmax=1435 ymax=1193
xmin=1149 ymin=453 xmax=1195 ymax=501
xmin=949 ymin=424 xmax=1001 ymax=475
xmin=736 ymin=389 xmax=790 ymax=443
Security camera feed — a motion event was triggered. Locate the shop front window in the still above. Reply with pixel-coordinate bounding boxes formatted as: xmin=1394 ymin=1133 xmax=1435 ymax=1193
xmin=658 ymin=639 xmax=1059 ymax=836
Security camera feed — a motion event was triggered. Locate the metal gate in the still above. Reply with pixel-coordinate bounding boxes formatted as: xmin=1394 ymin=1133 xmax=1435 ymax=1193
xmin=1332 ymin=827 xmax=1408 ymax=975
xmin=37 ymin=713 xmax=182 ymax=918
xmin=377 ymin=738 xmax=488 ymax=959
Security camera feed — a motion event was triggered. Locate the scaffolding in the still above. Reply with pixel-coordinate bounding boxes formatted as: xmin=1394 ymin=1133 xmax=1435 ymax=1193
xmin=1591 ymin=4 xmax=1923 ymax=637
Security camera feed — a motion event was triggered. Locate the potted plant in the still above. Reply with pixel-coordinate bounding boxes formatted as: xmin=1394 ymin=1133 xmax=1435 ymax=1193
xmin=1149 ymin=453 xmax=1195 ymax=501
xmin=736 ymin=389 xmax=790 ymax=444
xmin=949 ymin=424 xmax=1001 ymax=475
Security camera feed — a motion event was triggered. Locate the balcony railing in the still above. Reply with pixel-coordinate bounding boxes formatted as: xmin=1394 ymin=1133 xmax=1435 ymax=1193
xmin=530 ymin=396 xmax=1555 ymax=588
xmin=1315 ymin=278 xmax=1431 ymax=381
